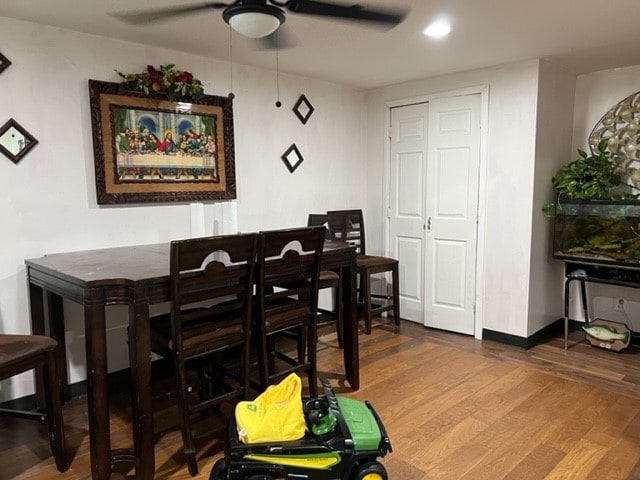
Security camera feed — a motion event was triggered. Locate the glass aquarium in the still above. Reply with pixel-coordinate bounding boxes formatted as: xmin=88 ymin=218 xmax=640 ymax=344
xmin=552 ymin=200 xmax=640 ymax=269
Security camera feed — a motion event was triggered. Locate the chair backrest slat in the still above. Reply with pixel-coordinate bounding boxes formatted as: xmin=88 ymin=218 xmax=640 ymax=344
xmin=307 ymin=213 xmax=331 ymax=240
xmin=326 ymin=209 xmax=366 ymax=254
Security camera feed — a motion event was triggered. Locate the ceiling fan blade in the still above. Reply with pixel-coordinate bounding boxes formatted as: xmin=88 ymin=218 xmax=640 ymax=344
xmin=285 ymin=0 xmax=408 ymax=27
xmin=110 ymin=2 xmax=232 ymax=25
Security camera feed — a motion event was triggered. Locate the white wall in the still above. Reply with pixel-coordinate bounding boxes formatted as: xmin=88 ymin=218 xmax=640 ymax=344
xmin=528 ymin=60 xmax=576 ymax=335
xmin=570 ymin=65 xmax=640 ymax=330
xmin=0 ymin=17 xmax=367 ymax=401
xmin=365 ymin=60 xmax=541 ymax=338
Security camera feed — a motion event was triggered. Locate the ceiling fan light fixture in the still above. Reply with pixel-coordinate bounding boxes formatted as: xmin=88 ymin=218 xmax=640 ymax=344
xmin=223 ymin=5 xmax=285 ymax=39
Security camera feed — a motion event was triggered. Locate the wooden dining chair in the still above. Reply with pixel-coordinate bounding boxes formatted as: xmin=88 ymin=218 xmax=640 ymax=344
xmin=307 ymin=214 xmax=343 ymax=348
xmin=0 ymin=334 xmax=69 ymax=472
xmin=254 ymin=226 xmax=324 ymax=397
xmin=326 ymin=209 xmax=401 ymax=334
xmin=148 ymin=233 xmax=257 ymax=476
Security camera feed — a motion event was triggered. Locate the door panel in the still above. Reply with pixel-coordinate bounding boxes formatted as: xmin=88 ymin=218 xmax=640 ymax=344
xmin=425 ymin=95 xmax=481 ymax=334
xmin=436 ymin=147 xmax=471 ymax=215
xmin=433 ymin=239 xmax=466 ymax=307
xmin=398 ymin=152 xmax=423 ymax=216
xmin=397 ymin=236 xmax=422 ymax=303
xmin=388 ymin=103 xmax=428 ymax=322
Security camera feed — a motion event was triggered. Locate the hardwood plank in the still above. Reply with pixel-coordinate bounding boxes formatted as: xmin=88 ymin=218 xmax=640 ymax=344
xmin=585 ymin=437 xmax=640 ymax=480
xmin=544 ymin=438 xmax=608 ymax=479
xmin=502 ymin=444 xmax=566 ymax=480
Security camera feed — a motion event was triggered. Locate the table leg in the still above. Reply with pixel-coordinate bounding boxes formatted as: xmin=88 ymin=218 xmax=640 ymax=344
xmin=84 ymin=288 xmax=111 ymax=480
xmin=28 ymin=282 xmax=45 ymax=335
xmin=128 ymin=298 xmax=155 ymax=480
xmin=342 ymin=254 xmax=359 ymax=390
xmin=28 ymin=281 xmax=47 ymax=408
xmin=29 ymin=282 xmax=71 ymax=406
xmin=47 ymin=291 xmax=70 ymax=401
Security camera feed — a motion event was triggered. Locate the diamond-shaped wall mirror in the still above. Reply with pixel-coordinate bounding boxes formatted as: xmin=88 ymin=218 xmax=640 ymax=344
xmin=0 ymin=119 xmax=39 ymax=164
xmin=293 ymin=94 xmax=314 ymax=125
xmin=0 ymin=52 xmax=11 ymax=75
xmin=281 ymin=143 xmax=304 ymax=173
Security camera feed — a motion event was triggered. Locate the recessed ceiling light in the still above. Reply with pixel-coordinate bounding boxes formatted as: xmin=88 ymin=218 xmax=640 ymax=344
xmin=424 ymin=20 xmax=451 ymax=39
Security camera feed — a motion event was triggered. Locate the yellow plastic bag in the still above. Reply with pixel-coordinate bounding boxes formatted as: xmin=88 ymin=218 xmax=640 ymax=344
xmin=235 ymin=373 xmax=306 ymax=444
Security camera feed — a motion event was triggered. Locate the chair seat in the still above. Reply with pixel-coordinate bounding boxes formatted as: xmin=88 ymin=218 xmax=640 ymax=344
xmin=0 ymin=334 xmax=58 ymax=376
xmin=318 ymin=269 xmax=340 ymax=287
xmin=357 ymin=254 xmax=398 ymax=271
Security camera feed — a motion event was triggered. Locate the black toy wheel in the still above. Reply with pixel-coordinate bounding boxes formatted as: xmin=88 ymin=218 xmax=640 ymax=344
xmin=209 ymin=458 xmax=227 ymax=480
xmin=353 ymin=461 xmax=388 ymax=480
xmin=246 ymin=475 xmax=273 ymax=480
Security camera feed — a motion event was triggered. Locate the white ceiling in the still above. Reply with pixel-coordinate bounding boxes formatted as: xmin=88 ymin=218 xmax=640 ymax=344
xmin=2 ymin=0 xmax=640 ymax=89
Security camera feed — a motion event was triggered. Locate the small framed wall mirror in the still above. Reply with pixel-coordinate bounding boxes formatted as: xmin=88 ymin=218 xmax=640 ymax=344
xmin=0 ymin=52 xmax=11 ymax=75
xmin=281 ymin=143 xmax=304 ymax=173
xmin=292 ymin=94 xmax=314 ymax=125
xmin=0 ymin=119 xmax=39 ymax=164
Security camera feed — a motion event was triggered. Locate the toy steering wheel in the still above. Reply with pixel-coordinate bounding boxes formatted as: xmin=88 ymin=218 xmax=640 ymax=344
xmin=304 ymin=378 xmax=339 ymax=434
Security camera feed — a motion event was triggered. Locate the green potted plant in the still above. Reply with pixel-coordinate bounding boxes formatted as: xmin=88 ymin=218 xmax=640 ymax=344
xmin=543 ymin=139 xmax=637 ymax=216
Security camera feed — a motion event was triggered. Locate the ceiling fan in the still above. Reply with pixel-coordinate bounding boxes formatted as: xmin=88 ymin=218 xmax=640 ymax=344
xmin=112 ymin=0 xmax=409 ymax=42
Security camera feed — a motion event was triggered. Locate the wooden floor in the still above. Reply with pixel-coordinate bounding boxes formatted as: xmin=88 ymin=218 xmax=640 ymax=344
xmin=2 ymin=319 xmax=640 ymax=479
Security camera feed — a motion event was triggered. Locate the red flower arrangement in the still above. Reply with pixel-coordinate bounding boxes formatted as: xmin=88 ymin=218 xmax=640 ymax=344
xmin=116 ymin=64 xmax=204 ymax=101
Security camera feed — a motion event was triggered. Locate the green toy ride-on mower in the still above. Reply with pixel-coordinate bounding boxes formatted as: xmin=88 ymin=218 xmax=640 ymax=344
xmin=210 ymin=378 xmax=392 ymax=480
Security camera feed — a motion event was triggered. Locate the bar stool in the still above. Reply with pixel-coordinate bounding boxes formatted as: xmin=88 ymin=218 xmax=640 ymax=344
xmin=148 ymin=233 xmax=258 ymax=476
xmin=327 ymin=209 xmax=401 ymax=334
xmin=0 ymin=334 xmax=69 ymax=472
xmin=254 ymin=226 xmax=325 ymax=397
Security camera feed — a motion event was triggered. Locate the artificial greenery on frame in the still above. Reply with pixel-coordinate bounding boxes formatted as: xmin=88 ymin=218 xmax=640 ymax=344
xmin=116 ymin=64 xmax=204 ymax=101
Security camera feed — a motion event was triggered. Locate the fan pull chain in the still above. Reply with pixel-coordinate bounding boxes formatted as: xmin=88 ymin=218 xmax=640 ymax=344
xmin=228 ymin=26 xmax=235 ymax=100
xmin=275 ymin=32 xmax=282 ymax=108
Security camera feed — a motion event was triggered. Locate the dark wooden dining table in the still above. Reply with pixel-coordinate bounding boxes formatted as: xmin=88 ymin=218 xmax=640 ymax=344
xmin=25 ymin=239 xmax=358 ymax=480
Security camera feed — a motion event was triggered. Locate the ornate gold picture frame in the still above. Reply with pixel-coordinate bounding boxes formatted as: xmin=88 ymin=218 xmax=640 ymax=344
xmin=89 ymin=80 xmax=236 ymax=204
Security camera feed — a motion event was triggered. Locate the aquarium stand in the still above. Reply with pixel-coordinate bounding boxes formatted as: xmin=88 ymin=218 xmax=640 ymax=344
xmin=563 ymin=262 xmax=640 ymax=349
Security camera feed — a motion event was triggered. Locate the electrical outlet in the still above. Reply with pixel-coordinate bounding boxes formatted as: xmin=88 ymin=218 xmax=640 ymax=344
xmin=615 ymin=297 xmax=625 ymax=312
